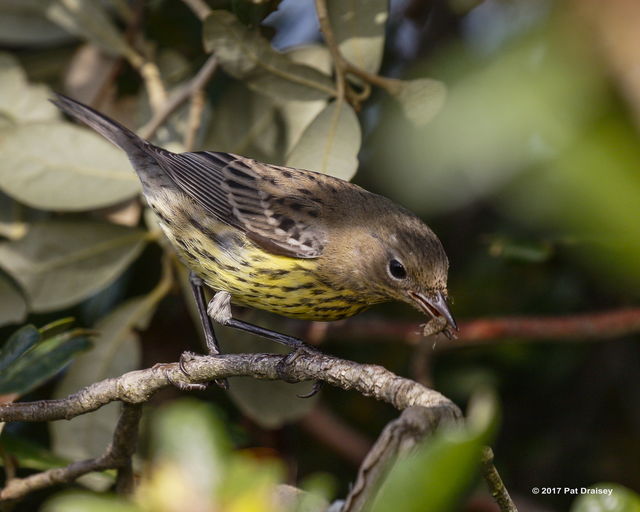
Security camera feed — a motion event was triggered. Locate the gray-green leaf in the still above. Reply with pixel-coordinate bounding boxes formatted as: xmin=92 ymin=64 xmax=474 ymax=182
xmin=203 ymin=10 xmax=335 ymax=102
xmin=0 ymin=52 xmax=60 ymax=126
xmin=0 ymin=221 xmax=147 ymax=312
xmin=286 ymin=100 xmax=361 ymax=180
xmin=279 ymin=45 xmax=332 ymax=152
xmin=0 ymin=121 xmax=140 ymax=211
xmin=392 ymin=78 xmax=447 ymax=126
xmin=0 ymin=1 xmax=73 ymax=47
xmin=0 ymin=273 xmax=27 ymax=327
xmin=328 ymin=0 xmax=388 ymax=75
xmin=44 ymin=0 xmax=133 ymax=58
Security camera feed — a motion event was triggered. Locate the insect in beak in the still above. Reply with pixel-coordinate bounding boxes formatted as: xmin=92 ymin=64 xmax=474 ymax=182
xmin=408 ymin=290 xmax=458 ymax=339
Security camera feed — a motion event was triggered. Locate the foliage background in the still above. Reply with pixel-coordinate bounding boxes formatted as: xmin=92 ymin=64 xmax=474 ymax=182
xmin=0 ymin=0 xmax=639 ymax=510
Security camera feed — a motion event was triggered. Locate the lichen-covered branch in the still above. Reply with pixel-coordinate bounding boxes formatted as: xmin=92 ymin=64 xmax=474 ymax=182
xmin=0 ymin=351 xmax=459 ymax=424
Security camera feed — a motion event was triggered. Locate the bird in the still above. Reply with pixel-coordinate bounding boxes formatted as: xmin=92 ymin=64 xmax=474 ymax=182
xmin=51 ymin=94 xmax=457 ymax=368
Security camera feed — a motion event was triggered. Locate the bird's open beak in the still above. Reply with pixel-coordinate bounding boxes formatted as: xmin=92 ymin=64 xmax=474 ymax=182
xmin=408 ymin=290 xmax=458 ymax=339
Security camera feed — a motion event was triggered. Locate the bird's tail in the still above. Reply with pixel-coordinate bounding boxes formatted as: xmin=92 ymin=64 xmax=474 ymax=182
xmin=51 ymin=93 xmax=145 ymax=153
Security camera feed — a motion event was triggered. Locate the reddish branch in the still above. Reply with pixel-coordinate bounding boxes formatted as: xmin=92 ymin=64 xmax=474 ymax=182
xmin=312 ymin=307 xmax=640 ymax=347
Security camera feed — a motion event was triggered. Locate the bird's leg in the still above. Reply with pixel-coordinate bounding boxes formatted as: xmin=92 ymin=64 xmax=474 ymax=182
xmin=207 ymin=291 xmax=322 ymax=397
xmin=207 ymin=291 xmax=311 ymax=350
xmin=182 ymin=272 xmax=228 ymax=390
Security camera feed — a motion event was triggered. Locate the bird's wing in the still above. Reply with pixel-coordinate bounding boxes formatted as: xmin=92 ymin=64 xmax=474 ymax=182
xmin=151 ymin=149 xmax=328 ymax=258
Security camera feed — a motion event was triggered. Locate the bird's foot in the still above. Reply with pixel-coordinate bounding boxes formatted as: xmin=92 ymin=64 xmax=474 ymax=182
xmin=275 ymin=345 xmax=323 ymax=398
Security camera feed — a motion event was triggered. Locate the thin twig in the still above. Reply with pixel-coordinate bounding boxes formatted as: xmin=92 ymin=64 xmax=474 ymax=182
xmin=315 ymin=0 xmax=346 ymax=101
xmin=184 ymin=88 xmax=206 ymax=151
xmin=139 ymin=54 xmax=219 ymax=140
xmin=181 ymin=0 xmax=212 ymax=21
xmin=0 ymin=404 xmax=142 ymax=502
xmin=481 ymin=447 xmax=518 ymax=512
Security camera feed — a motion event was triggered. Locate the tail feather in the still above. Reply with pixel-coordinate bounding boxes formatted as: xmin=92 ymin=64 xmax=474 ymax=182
xmin=50 ymin=93 xmax=144 ymax=153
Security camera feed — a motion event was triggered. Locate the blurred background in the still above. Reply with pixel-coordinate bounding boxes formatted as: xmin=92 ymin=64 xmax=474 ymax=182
xmin=0 ymin=0 xmax=639 ymax=510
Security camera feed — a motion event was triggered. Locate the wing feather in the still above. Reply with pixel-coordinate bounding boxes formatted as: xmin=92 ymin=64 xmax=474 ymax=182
xmin=150 ymin=148 xmax=327 ymax=258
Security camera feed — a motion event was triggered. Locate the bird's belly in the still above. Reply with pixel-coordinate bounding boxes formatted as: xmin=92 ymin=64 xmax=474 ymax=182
xmin=155 ymin=210 xmax=369 ymax=321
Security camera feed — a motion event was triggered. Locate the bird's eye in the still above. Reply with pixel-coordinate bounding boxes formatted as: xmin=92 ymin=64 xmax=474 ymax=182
xmin=388 ymin=259 xmax=407 ymax=280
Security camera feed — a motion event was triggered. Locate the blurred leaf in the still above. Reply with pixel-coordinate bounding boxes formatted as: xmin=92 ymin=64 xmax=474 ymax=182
xmin=328 ymin=0 xmax=387 ymax=75
xmin=0 ymin=273 xmax=27 ymax=327
xmin=0 ymin=121 xmax=140 ymax=211
xmin=220 ymin=323 xmax=318 ymax=429
xmin=391 ymin=78 xmax=447 ymax=127
xmin=371 ymin=392 xmax=498 ymax=512
xmin=0 ymin=324 xmax=92 ymax=395
xmin=487 ymin=236 xmax=553 ymax=263
xmin=203 ymin=83 xmax=284 ymax=163
xmin=287 ymin=100 xmax=361 ymax=180
xmin=0 ymin=52 xmax=60 ymax=126
xmin=0 ymin=432 xmax=69 ymax=471
xmin=0 ymin=220 xmax=147 ymax=312
xmin=43 ymin=493 xmax=140 ymax=512
xmin=44 ymin=0 xmax=133 ymax=58
xmin=51 ymin=291 xmax=164 ymax=461
xmin=0 ymin=1 xmax=73 ymax=46
xmin=203 ymin=10 xmax=335 ymax=101
xmin=279 ymin=45 xmax=331 ymax=152
xmin=571 ymin=484 xmax=640 ymax=512
xmin=137 ymin=399 xmax=283 ymax=512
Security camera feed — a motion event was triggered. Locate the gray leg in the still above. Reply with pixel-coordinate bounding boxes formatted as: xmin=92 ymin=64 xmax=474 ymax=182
xmin=189 ymin=272 xmax=228 ymax=390
xmin=207 ymin=291 xmax=308 ymax=349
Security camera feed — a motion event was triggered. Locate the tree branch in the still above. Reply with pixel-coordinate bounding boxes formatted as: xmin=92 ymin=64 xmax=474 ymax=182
xmin=0 ymin=403 xmax=142 ymax=502
xmin=481 ymin=447 xmax=518 ymax=512
xmin=139 ymin=54 xmax=218 ymax=141
xmin=0 ymin=352 xmax=459 ymax=424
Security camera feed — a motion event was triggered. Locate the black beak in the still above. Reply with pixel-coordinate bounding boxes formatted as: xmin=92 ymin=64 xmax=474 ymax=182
xmin=409 ymin=290 xmax=458 ymax=336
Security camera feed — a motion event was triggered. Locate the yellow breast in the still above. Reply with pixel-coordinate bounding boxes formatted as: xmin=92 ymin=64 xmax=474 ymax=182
xmin=154 ymin=204 xmax=370 ymax=321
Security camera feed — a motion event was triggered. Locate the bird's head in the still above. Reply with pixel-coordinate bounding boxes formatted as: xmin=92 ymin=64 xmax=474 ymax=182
xmin=327 ymin=208 xmax=457 ymax=338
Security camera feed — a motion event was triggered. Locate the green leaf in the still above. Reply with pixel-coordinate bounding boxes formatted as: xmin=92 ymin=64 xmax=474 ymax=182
xmin=371 ymin=392 xmax=498 ymax=512
xmin=203 ymin=10 xmax=335 ymax=102
xmin=0 ymin=220 xmax=147 ymax=312
xmin=0 ymin=52 xmax=60 ymax=126
xmin=391 ymin=78 xmax=447 ymax=127
xmin=328 ymin=0 xmax=388 ymax=75
xmin=286 ymin=100 xmax=361 ymax=180
xmin=0 ymin=432 xmax=70 ymax=471
xmin=0 ymin=324 xmax=39 ymax=373
xmin=50 ymin=294 xmax=157 ymax=461
xmin=0 ymin=121 xmax=140 ymax=211
xmin=571 ymin=484 xmax=640 ymax=512
xmin=0 ymin=273 xmax=27 ymax=327
xmin=0 ymin=327 xmax=92 ymax=395
xmin=43 ymin=493 xmax=140 ymax=512
xmin=0 ymin=2 xmax=73 ymax=47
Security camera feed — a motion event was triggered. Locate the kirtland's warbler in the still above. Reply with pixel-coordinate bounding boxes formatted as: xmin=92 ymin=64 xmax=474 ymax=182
xmin=52 ymin=94 xmax=457 ymax=361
